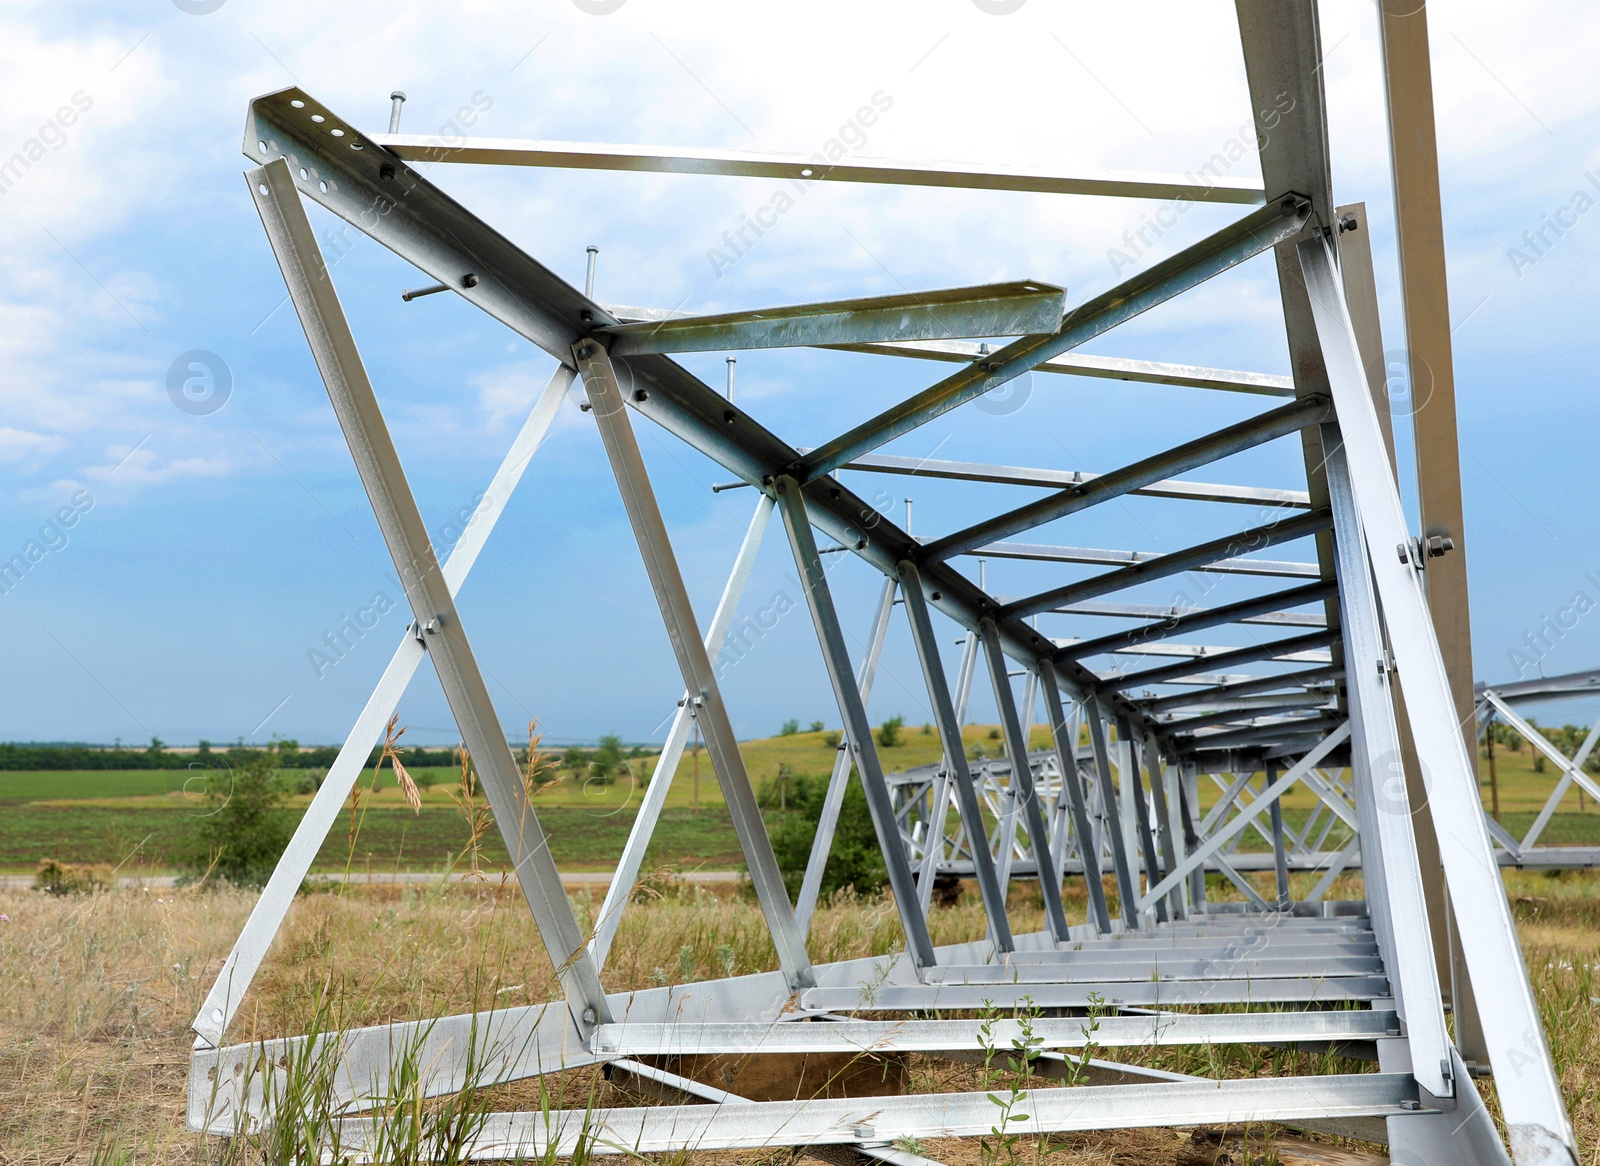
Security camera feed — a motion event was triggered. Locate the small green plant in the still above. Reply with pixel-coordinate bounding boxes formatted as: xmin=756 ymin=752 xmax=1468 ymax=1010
xmin=877 ymin=715 xmax=905 ymax=748
xmin=987 ymin=727 xmax=1002 ymax=740
xmin=780 ymin=719 xmax=800 ymax=736
xmin=824 ymin=730 xmax=843 ymax=749
xmin=893 ymin=1135 xmax=926 ymax=1155
xmin=809 ymin=720 xmax=825 ymax=732
xmin=1064 ymin=990 xmax=1105 ymax=1086
xmin=977 ymin=997 xmax=1043 ymax=1166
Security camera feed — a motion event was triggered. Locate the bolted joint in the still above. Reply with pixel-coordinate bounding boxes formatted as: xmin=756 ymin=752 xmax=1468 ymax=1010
xmin=1339 ymin=212 xmax=1359 ymax=233
xmin=1424 ymin=534 xmax=1455 ymax=559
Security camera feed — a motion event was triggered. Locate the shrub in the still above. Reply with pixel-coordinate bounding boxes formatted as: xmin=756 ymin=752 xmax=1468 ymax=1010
xmin=767 ymin=773 xmax=888 ymax=898
xmin=182 ymin=746 xmax=292 ymax=887
xmin=588 ymin=734 xmax=626 ymax=785
xmin=824 ymin=731 xmax=843 ymax=750
xmin=779 ymin=719 xmax=800 ymax=737
xmin=36 ymin=858 xmax=113 ymax=895
xmin=809 ymin=721 xmax=825 ymax=732
xmin=876 ymin=715 xmax=904 ymax=748
xmin=987 ymin=727 xmax=1002 ymax=740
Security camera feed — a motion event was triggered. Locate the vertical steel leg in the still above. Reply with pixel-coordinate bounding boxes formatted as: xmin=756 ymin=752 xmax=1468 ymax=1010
xmin=1142 ymin=731 xmax=1184 ymax=921
xmin=1120 ymin=716 xmax=1167 ymax=923
xmin=980 ymin=619 xmax=1071 ymax=941
xmin=1038 ymin=661 xmax=1110 ymax=933
xmin=774 ymin=475 xmax=938 ymax=970
xmin=1085 ymin=700 xmax=1140 ymax=928
xmin=1180 ymin=763 xmax=1205 ymax=910
xmin=575 ymin=345 xmax=813 ymax=988
xmin=249 ymin=159 xmax=608 ymax=1025
xmin=1267 ymin=760 xmax=1291 ymax=910
xmin=590 ymin=494 xmax=773 ymax=971
xmin=795 ymin=577 xmax=897 ymax=933
xmin=1303 ymin=238 xmax=1571 ymax=1144
xmin=193 ymin=360 xmax=574 ymax=1047
xmin=897 ymin=561 xmax=1013 ymax=951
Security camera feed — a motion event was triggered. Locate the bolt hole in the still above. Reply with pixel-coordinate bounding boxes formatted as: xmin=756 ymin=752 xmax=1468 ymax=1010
xmin=379 ymin=163 xmax=396 ymax=181
xmin=350 ymin=142 xmax=364 ymax=150
xmin=318 ymin=180 xmax=328 ymax=193
xmin=800 ymin=168 xmax=813 ymax=177
xmin=298 ymin=167 xmax=308 ymax=180
xmin=257 ymin=139 xmax=268 ymax=155
xmin=330 ymin=128 xmax=345 ymax=137
xmin=310 ymin=114 xmax=325 ymax=123
xmin=290 ymin=99 xmax=305 ymax=109
xmin=257 ymin=183 xmax=268 ymax=196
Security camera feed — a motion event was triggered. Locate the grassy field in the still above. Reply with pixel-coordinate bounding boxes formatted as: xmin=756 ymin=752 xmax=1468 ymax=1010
xmin=0 ymin=723 xmax=1595 ymax=874
xmin=0 ymin=868 xmax=1595 ymax=1163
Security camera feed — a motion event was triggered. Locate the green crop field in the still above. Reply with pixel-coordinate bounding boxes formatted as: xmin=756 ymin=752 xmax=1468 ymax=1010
xmin=1 ymin=722 xmax=1596 ymax=875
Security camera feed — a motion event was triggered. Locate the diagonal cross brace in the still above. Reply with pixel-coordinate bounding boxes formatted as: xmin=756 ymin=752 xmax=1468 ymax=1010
xmin=573 ymin=343 xmax=814 ymax=988
xmin=192 ymin=362 xmax=574 ymax=1048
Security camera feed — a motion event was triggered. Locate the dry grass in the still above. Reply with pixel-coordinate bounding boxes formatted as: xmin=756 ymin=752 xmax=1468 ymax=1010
xmin=0 ymin=871 xmax=1595 ymax=1164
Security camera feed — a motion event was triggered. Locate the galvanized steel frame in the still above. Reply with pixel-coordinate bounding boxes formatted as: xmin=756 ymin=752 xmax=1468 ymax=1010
xmin=194 ymin=7 xmax=1578 ymax=1160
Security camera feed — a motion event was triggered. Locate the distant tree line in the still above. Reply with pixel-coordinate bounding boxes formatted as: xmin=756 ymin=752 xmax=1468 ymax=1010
xmin=4 ymin=738 xmax=491 ymax=771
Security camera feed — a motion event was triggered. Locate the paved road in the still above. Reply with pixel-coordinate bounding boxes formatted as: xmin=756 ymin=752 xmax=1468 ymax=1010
xmin=0 ymin=870 xmax=745 ymax=890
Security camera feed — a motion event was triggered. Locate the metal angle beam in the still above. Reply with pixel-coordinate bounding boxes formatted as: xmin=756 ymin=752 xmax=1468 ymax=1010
xmin=898 ymin=560 xmax=1014 ymax=950
xmin=841 ymin=451 xmax=1310 ymax=509
xmin=1058 ymin=580 xmax=1335 ymax=661
xmin=1323 ymin=421 xmax=1451 ymax=1100
xmin=575 ymin=344 xmax=814 ymax=989
xmin=1039 ymin=660 xmax=1112 ymax=932
xmin=796 ymin=195 xmax=1312 ymax=481
xmin=801 ymin=978 xmax=1389 ymax=1011
xmin=1054 ymin=597 xmax=1326 ymax=626
xmin=1299 ymin=236 xmax=1576 ymax=1159
xmin=590 ymin=494 xmax=773 ymax=971
xmin=978 ymin=540 xmax=1320 ymax=579
xmin=601 ymin=281 xmax=1066 ymax=355
xmin=246 ymin=157 xmax=608 ymax=1025
xmin=998 ymin=510 xmax=1334 ymax=621
xmin=368 ymin=132 xmax=1267 ymax=202
xmin=922 ymin=395 xmax=1330 ymax=562
xmin=1141 ymin=664 xmax=1343 ymax=713
xmin=1181 ymin=715 xmax=1344 ymax=751
xmin=330 ymin=1074 xmax=1421 ymax=1157
xmin=823 ymin=338 xmax=1298 ymax=398
xmin=776 ymin=475 xmax=939 ymax=969
xmin=590 ymin=1010 xmax=1400 ymax=1056
xmin=981 ymin=618 xmax=1072 ymax=939
xmin=1096 ymin=629 xmax=1339 ymax=693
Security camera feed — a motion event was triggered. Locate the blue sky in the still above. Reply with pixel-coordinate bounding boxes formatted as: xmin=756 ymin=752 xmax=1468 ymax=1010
xmin=4 ymin=0 xmax=1600 ymax=747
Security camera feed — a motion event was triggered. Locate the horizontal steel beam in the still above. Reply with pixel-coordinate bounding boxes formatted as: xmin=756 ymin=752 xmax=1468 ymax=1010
xmin=923 ymin=395 xmax=1330 ymax=562
xmin=1059 ymin=580 xmax=1336 ymax=662
xmin=797 ymin=195 xmax=1312 ymax=480
xmin=1141 ymin=665 xmax=1345 ymax=713
xmin=800 ymin=977 xmax=1387 ymax=1010
xmin=589 ymin=1010 xmax=1399 ymax=1056
xmin=998 ymin=510 xmax=1333 ymax=620
xmin=1160 ymin=700 xmax=1334 ymax=736
xmin=330 ymin=1074 xmax=1420 ymax=1156
xmin=1098 ymin=630 xmax=1339 ymax=693
xmin=1183 ymin=715 xmax=1346 ymax=751
xmin=842 ymin=451 xmax=1310 ymax=508
xmin=600 ymin=307 xmax=1298 ymax=398
xmin=1476 ymin=666 xmax=1600 ymax=704
xmin=1053 ymin=597 xmax=1325 ymax=626
xmin=978 ymin=540 xmax=1319 ymax=579
xmin=826 ymin=337 xmax=1298 ymax=397
xmin=601 ymin=281 xmax=1065 ymax=355
xmin=368 ymin=133 xmax=1266 ymax=203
